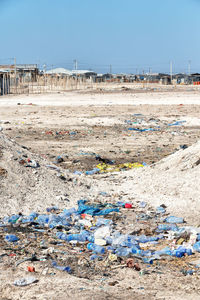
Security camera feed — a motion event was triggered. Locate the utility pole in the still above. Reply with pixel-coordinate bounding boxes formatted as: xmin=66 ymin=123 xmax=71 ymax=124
xmin=109 ymin=64 xmax=112 ymax=74
xmin=170 ymin=61 xmax=173 ymax=84
xmin=43 ymin=64 xmax=46 ymax=92
xmin=73 ymin=59 xmax=78 ymax=70
xmin=188 ymin=60 xmax=191 ymax=76
xmin=14 ymin=57 xmax=17 ymax=94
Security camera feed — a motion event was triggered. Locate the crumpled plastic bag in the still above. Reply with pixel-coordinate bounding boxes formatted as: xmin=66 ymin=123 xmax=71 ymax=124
xmin=14 ymin=276 xmax=38 ymax=286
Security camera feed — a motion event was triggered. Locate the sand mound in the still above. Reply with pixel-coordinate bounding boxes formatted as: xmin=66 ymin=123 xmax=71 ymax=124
xmin=90 ymin=140 xmax=200 ymax=224
xmin=105 ymin=140 xmax=200 ymax=223
xmin=155 ymin=141 xmax=200 ymax=171
xmin=0 ymin=133 xmax=91 ymax=217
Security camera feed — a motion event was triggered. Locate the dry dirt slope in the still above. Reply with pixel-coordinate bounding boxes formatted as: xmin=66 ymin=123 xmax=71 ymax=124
xmin=1 ymin=131 xmax=200 ymax=224
xmin=92 ymin=140 xmax=200 ymax=224
xmin=0 ymin=132 xmax=93 ymax=217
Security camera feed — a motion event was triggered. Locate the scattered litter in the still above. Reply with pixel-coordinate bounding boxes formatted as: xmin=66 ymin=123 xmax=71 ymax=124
xmin=27 ymin=266 xmax=35 ymax=272
xmin=5 ymin=234 xmax=19 ymax=242
xmin=13 ymin=277 xmax=38 ymax=286
xmin=128 ymin=127 xmax=158 ymax=132
xmin=52 ymin=261 xmax=71 ymax=273
xmin=168 ymin=121 xmax=186 ymax=126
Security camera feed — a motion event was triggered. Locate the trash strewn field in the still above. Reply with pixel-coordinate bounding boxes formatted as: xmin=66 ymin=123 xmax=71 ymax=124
xmin=1 ymin=86 xmax=200 ymax=299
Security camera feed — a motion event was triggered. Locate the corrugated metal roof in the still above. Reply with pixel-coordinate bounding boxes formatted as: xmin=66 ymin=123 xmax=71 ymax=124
xmin=46 ymin=68 xmax=72 ymax=75
xmin=0 ymin=69 xmax=10 ymax=73
xmin=71 ymin=70 xmax=96 ymax=75
xmin=16 ymin=64 xmax=38 ymax=69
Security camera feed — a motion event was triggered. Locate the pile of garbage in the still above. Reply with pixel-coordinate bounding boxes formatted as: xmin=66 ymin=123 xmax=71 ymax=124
xmin=75 ymin=162 xmax=145 ymax=175
xmin=45 ymin=130 xmax=78 ymax=137
xmin=1 ymin=199 xmax=200 ymax=280
xmin=95 ymin=162 xmax=144 ymax=174
xmin=125 ymin=115 xmax=187 ymax=133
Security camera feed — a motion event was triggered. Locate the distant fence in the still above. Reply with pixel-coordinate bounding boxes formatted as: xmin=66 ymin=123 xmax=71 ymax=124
xmin=6 ymin=75 xmax=96 ymax=95
xmin=1 ymin=73 xmax=200 ymax=96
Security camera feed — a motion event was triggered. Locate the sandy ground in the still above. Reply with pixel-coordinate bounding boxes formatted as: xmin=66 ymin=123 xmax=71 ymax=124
xmin=1 ymin=87 xmax=200 ymax=106
xmin=0 ymin=85 xmax=200 ymax=299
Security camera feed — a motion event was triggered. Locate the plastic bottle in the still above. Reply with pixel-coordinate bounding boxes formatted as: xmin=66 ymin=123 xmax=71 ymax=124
xmin=74 ymin=171 xmax=83 ymax=175
xmin=164 ymin=216 xmax=184 ymax=224
xmin=155 ymin=247 xmax=172 ymax=256
xmin=46 ymin=206 xmax=58 ymax=212
xmin=5 ymin=234 xmax=19 ymax=242
xmin=56 ymin=232 xmax=68 ymax=241
xmin=140 ymin=250 xmax=152 ymax=257
xmin=96 ymin=218 xmax=112 ymax=227
xmin=178 ymin=247 xmax=192 ymax=256
xmin=90 ymin=254 xmax=103 ymax=261
xmin=171 ymin=247 xmax=192 ymax=257
xmin=6 ymin=215 xmax=20 ymax=224
xmin=107 ymin=246 xmax=115 ymax=252
xmin=22 ymin=216 xmax=34 ymax=223
xmin=60 ymin=207 xmax=76 ymax=217
xmin=36 ymin=214 xmax=49 ymax=225
xmin=157 ymin=224 xmax=178 ymax=231
xmin=85 ymin=168 xmax=100 ymax=175
xmin=22 ymin=212 xmax=38 ymax=223
xmin=106 ymin=236 xmax=113 ymax=245
xmin=29 ymin=212 xmax=38 ymax=219
xmin=87 ymin=243 xmax=105 ymax=254
xmin=131 ymin=245 xmax=141 ymax=254
xmin=193 ymin=241 xmax=200 ymax=252
xmin=139 ymin=201 xmax=147 ymax=208
xmin=136 ymin=235 xmax=160 ymax=243
xmin=115 ymin=247 xmax=131 ymax=256
xmin=116 ymin=201 xmax=125 ymax=207
xmin=57 ymin=232 xmax=89 ymax=242
xmin=112 ymin=234 xmax=127 ymax=247
xmin=197 ymin=234 xmax=200 ymax=242
xmin=48 ymin=214 xmax=71 ymax=228
xmin=142 ymin=257 xmax=154 ymax=264
xmin=156 ymin=206 xmax=166 ymax=214
xmin=52 ymin=261 xmax=71 ymax=272
xmin=172 ymin=249 xmax=184 ymax=258
xmin=122 ymin=240 xmax=138 ymax=248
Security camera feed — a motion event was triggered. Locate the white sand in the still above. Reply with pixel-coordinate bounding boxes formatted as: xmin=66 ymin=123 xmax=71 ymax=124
xmin=0 ymin=90 xmax=200 ymax=106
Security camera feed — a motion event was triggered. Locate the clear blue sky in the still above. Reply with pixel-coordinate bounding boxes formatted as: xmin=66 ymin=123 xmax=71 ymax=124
xmin=0 ymin=0 xmax=200 ymax=74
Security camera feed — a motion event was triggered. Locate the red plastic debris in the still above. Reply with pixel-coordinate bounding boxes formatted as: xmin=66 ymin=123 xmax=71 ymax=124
xmin=27 ymin=266 xmax=35 ymax=272
xmin=125 ymin=203 xmax=132 ymax=209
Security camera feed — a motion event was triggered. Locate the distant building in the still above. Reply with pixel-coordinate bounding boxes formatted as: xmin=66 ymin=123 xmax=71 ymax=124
xmin=173 ymin=73 xmax=189 ymax=84
xmin=136 ymin=73 xmax=171 ymax=84
xmin=0 ymin=70 xmax=10 ymax=95
xmin=0 ymin=64 xmax=39 ymax=82
xmin=71 ymin=70 xmax=97 ymax=79
xmin=191 ymin=73 xmax=200 ymax=85
xmin=46 ymin=68 xmax=72 ymax=76
xmin=16 ymin=64 xmax=39 ymax=82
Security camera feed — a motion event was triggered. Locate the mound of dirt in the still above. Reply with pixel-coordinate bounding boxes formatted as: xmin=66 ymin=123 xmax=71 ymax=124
xmin=0 ymin=133 xmax=92 ymax=217
xmin=95 ymin=140 xmax=200 ymax=224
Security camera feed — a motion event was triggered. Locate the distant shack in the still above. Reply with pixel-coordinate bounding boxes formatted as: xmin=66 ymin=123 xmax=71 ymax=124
xmin=0 ymin=70 xmax=10 ymax=95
